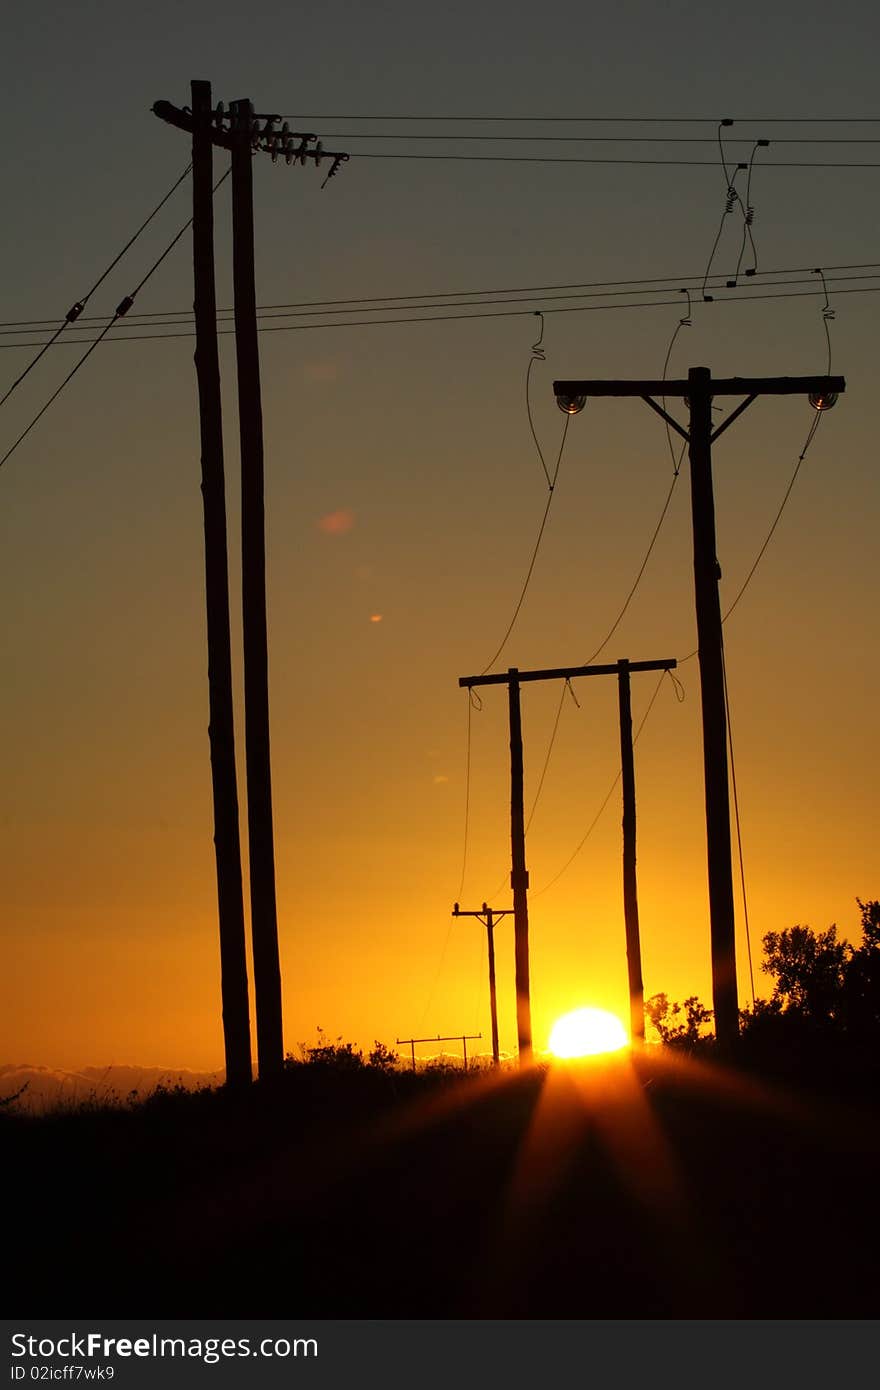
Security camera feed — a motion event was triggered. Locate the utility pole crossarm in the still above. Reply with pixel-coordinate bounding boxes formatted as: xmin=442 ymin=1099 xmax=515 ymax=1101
xmin=153 ymin=100 xmax=350 ymax=177
xmin=553 ymin=375 xmax=846 ymax=398
xmin=452 ymin=905 xmax=513 ymax=919
xmin=460 ymin=657 xmax=676 ymax=689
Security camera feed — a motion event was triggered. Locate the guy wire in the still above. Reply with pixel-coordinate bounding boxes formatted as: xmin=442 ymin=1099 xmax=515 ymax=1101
xmin=722 ymin=637 xmax=756 ymax=1004
xmin=0 ymin=163 xmax=192 ymax=411
xmin=0 ymin=170 xmax=229 ymax=475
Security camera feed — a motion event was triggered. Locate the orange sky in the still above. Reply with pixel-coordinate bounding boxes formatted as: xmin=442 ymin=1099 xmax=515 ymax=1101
xmin=1 ymin=2 xmax=877 ymax=1072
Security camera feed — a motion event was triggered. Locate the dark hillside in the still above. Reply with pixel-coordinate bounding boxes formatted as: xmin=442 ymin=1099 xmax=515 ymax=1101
xmin=6 ymin=1052 xmax=879 ymax=1318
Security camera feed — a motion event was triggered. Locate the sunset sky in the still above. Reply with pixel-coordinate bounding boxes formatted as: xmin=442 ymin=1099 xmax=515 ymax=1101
xmin=1 ymin=0 xmax=877 ymax=1072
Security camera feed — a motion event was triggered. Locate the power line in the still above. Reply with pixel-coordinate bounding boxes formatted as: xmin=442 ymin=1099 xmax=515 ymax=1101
xmin=532 ymin=668 xmax=672 ymax=896
xmin=514 ymin=305 xmax=690 ymax=842
xmin=348 ymin=152 xmax=880 ymax=167
xmin=3 ymin=260 xmax=877 ymax=333
xmin=320 ymin=133 xmax=880 ymax=143
xmin=0 ymin=162 xmax=192 ymax=409
xmin=2 ymin=282 xmax=877 ymax=352
xmin=6 ymin=269 xmax=878 ymax=339
xmin=478 ymin=416 xmax=570 ymax=676
xmin=282 ymin=114 xmax=880 ymax=123
xmin=716 ymin=412 xmax=823 ymax=638
xmin=0 ymin=170 xmax=229 ymax=474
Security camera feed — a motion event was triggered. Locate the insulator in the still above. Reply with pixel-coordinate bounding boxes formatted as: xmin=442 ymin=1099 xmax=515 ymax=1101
xmin=115 ymin=295 xmax=134 ymax=318
xmin=294 ymin=138 xmax=309 ymax=165
xmin=65 ymin=301 xmax=84 ymax=323
xmin=214 ymin=102 xmax=224 ymax=127
xmin=320 ymin=153 xmax=347 ymax=187
xmin=313 ymin=140 xmax=324 ymax=167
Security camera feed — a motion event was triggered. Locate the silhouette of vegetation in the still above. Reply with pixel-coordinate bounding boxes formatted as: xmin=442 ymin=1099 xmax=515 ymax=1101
xmin=644 ymin=993 xmax=714 ymax=1052
xmin=739 ymin=897 xmax=880 ymax=1032
xmin=5 ymin=898 xmax=878 ymax=1318
xmin=644 ymin=898 xmax=880 ymax=1070
xmin=733 ymin=898 xmax=880 ymax=1094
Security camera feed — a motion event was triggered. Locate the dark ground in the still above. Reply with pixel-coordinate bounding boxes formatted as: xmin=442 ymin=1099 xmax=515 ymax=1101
xmin=6 ymin=1049 xmax=880 ymax=1318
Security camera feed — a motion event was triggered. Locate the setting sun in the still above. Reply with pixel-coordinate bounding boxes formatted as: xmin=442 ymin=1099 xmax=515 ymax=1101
xmin=548 ymin=1008 xmax=629 ymax=1059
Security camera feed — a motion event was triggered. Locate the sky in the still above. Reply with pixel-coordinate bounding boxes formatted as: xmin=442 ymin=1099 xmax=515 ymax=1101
xmin=1 ymin=0 xmax=878 ymax=1072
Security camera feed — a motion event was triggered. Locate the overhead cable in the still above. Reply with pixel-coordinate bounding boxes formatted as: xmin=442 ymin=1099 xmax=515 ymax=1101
xmin=0 ymin=162 xmax=192 ymax=410
xmin=3 ymin=260 xmax=877 ymax=334
xmin=0 ymin=170 xmax=229 ymax=474
xmin=1 ymin=282 xmax=877 ymax=352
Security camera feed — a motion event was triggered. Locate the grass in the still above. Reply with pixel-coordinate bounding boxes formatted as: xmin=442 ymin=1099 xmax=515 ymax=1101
xmin=5 ymin=1040 xmax=880 ymax=1318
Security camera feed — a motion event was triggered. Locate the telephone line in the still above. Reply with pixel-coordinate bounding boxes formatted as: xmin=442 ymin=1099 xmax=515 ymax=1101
xmin=350 ymin=152 xmax=880 ymax=167
xmin=282 ymin=114 xmax=880 ymax=123
xmin=0 ymin=170 xmax=230 ymax=472
xmin=0 ymin=162 xmax=192 ymax=409
xmin=5 ymin=270 xmax=877 ymax=337
xmin=3 ymin=260 xmax=877 ymax=331
xmin=2 ymin=283 xmax=877 ymax=352
xmin=319 ymin=133 xmax=880 ymax=143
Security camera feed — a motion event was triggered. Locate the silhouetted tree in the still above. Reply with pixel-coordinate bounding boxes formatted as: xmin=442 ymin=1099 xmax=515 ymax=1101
xmin=842 ymin=898 xmax=880 ymax=1037
xmin=760 ymin=923 xmax=849 ymax=1023
xmin=645 ymin=993 xmax=714 ymax=1051
xmin=739 ymin=898 xmax=880 ymax=1062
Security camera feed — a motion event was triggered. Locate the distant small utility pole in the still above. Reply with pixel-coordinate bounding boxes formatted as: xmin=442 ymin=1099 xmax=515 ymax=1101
xmin=396 ymin=1034 xmax=482 ymax=1073
xmin=452 ymin=902 xmax=512 ymax=1064
xmin=153 ymin=87 xmax=348 ymax=1081
xmin=459 ymin=658 xmax=676 ymax=1062
xmin=552 ymin=367 xmax=845 ymax=1048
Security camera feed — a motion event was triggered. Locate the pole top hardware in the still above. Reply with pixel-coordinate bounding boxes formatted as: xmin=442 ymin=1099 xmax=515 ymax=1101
xmin=152 ymin=99 xmax=350 ymax=182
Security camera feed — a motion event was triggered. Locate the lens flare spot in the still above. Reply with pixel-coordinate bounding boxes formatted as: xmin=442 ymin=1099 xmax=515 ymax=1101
xmin=369 ymin=613 xmax=383 ymax=623
xmin=317 ymin=508 xmax=355 ymax=535
xmin=548 ymin=1008 xmax=629 ymax=1059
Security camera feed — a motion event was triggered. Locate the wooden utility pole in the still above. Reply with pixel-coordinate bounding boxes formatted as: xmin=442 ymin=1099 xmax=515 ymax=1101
xmin=153 ymin=91 xmax=349 ymax=1083
xmin=552 ymin=368 xmax=845 ymax=1048
xmin=508 ymin=671 xmax=532 ymax=1064
xmin=229 ymin=98 xmax=284 ymax=1080
xmin=452 ymin=902 xmax=512 ymax=1065
xmin=459 ymin=657 xmax=676 ymax=1062
xmin=616 ymin=660 xmax=643 ymax=1044
xmin=190 ymin=79 xmax=252 ymax=1089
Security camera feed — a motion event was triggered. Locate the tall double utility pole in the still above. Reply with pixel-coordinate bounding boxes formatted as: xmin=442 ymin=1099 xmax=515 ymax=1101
xmin=552 ymin=368 xmax=845 ymax=1048
xmin=153 ymin=86 xmax=349 ymax=1081
xmin=452 ymin=902 xmax=512 ymax=1064
xmin=189 ymin=79 xmax=251 ymax=1089
xmin=459 ymin=657 xmax=676 ymax=1062
xmin=229 ymin=97 xmax=282 ymax=1080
